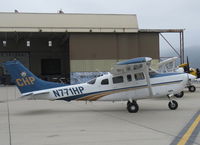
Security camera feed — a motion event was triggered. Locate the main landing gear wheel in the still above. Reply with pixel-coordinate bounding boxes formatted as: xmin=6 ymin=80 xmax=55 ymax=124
xmin=127 ymin=100 xmax=139 ymax=113
xmin=174 ymin=91 xmax=184 ymax=98
xmin=168 ymin=100 xmax=178 ymax=110
xmin=188 ymin=85 xmax=196 ymax=92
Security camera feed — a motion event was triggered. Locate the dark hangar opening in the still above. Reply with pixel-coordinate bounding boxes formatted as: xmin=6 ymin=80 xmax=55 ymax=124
xmin=0 ymin=32 xmax=70 ymax=84
xmin=41 ymin=59 xmax=61 ymax=75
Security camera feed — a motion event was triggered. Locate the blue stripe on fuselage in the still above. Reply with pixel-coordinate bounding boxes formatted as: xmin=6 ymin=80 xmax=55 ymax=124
xmin=150 ymin=72 xmax=183 ymax=78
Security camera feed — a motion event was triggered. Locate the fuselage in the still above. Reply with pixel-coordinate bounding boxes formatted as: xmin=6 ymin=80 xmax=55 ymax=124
xmin=4 ymin=58 xmax=189 ymax=113
xmin=29 ymin=72 xmax=189 ymax=102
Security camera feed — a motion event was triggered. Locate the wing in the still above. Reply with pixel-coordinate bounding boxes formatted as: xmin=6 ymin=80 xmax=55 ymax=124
xmin=158 ymin=57 xmax=178 ymax=73
xmin=111 ymin=57 xmax=152 ymax=75
xmin=111 ymin=57 xmax=153 ymax=97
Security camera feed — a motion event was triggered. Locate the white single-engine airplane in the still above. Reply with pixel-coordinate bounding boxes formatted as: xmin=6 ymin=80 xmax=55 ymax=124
xmin=3 ymin=57 xmax=195 ymax=113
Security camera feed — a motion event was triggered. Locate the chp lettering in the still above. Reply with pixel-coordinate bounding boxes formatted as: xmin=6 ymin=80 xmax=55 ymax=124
xmin=16 ymin=77 xmax=35 ymax=87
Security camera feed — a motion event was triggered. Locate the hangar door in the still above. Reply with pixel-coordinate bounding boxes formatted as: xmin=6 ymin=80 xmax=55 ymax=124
xmin=70 ymin=33 xmax=139 ymax=72
xmin=70 ymin=33 xmax=159 ymax=72
xmin=0 ymin=52 xmax=29 ymax=75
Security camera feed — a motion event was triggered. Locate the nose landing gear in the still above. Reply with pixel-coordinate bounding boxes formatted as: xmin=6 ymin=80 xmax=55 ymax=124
xmin=188 ymin=85 xmax=196 ymax=92
xmin=167 ymin=95 xmax=178 ymax=110
xmin=168 ymin=100 xmax=178 ymax=110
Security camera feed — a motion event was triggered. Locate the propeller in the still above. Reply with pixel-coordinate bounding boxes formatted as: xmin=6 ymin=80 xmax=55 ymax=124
xmin=184 ymin=56 xmax=190 ymax=73
xmin=187 ymin=56 xmax=190 ymax=73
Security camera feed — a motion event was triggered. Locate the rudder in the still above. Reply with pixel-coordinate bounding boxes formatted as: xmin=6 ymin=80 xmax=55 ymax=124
xmin=3 ymin=60 xmax=66 ymax=95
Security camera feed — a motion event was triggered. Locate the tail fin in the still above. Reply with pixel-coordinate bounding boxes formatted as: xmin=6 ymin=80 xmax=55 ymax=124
xmin=3 ymin=60 xmax=67 ymax=95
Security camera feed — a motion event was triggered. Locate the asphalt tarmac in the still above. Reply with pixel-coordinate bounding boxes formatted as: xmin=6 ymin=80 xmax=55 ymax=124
xmin=0 ymin=84 xmax=200 ymax=145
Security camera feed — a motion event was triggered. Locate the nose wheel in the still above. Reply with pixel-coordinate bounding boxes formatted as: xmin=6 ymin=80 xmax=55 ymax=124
xmin=168 ymin=100 xmax=178 ymax=110
xmin=188 ymin=85 xmax=196 ymax=92
xmin=127 ymin=100 xmax=139 ymax=113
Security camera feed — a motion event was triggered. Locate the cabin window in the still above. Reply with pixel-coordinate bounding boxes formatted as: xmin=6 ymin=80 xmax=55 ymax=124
xmin=127 ymin=74 xmax=132 ymax=82
xmin=87 ymin=79 xmax=96 ymax=84
xmin=134 ymin=73 xmax=145 ymax=80
xmin=113 ymin=76 xmax=124 ymax=84
xmin=101 ymin=79 xmax=109 ymax=85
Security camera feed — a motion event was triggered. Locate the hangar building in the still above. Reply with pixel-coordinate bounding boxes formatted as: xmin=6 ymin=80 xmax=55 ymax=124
xmin=0 ymin=12 xmax=183 ymax=83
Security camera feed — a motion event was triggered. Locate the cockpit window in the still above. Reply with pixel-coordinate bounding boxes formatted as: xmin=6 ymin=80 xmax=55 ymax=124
xmin=149 ymin=68 xmax=158 ymax=78
xmin=149 ymin=71 xmax=157 ymax=77
xmin=134 ymin=73 xmax=145 ymax=80
xmin=101 ymin=79 xmax=109 ymax=85
xmin=113 ymin=76 xmax=124 ymax=84
xmin=87 ymin=79 xmax=96 ymax=84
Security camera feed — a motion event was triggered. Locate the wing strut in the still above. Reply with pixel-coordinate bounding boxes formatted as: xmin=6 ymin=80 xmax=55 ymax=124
xmin=143 ymin=63 xmax=153 ymax=97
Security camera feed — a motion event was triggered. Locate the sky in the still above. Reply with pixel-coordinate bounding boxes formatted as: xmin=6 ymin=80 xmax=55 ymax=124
xmin=0 ymin=0 xmax=200 ymax=66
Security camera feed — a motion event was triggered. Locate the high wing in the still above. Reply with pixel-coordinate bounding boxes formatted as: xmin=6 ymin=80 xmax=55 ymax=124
xmin=111 ymin=57 xmax=153 ymax=97
xmin=111 ymin=57 xmax=152 ymax=75
xmin=158 ymin=57 xmax=178 ymax=73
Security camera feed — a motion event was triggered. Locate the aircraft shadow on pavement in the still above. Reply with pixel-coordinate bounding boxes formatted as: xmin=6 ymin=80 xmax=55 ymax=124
xmin=13 ymin=108 xmax=126 ymax=116
xmin=13 ymin=107 xmax=175 ymax=116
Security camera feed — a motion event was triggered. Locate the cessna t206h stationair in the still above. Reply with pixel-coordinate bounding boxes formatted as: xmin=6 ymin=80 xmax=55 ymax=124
xmin=3 ymin=57 xmax=193 ymax=113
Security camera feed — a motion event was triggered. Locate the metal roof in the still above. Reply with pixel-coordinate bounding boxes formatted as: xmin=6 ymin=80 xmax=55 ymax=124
xmin=0 ymin=12 xmax=138 ymax=33
xmin=139 ymin=29 xmax=185 ymax=33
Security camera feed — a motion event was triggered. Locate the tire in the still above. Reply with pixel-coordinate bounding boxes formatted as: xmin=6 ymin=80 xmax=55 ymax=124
xmin=127 ymin=102 xmax=139 ymax=113
xmin=174 ymin=91 xmax=184 ymax=98
xmin=188 ymin=85 xmax=196 ymax=92
xmin=168 ymin=100 xmax=178 ymax=110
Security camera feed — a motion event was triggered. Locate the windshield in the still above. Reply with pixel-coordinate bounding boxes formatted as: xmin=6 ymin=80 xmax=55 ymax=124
xmin=149 ymin=68 xmax=159 ymax=77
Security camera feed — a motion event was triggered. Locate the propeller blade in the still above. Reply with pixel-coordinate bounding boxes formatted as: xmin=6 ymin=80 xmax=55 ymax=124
xmin=186 ymin=56 xmax=190 ymax=73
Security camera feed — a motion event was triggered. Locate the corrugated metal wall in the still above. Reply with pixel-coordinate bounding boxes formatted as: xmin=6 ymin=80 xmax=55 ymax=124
xmin=70 ymin=33 xmax=159 ymax=72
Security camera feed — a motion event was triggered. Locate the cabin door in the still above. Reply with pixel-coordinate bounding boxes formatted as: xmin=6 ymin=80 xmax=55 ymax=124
xmin=134 ymin=72 xmax=149 ymax=99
